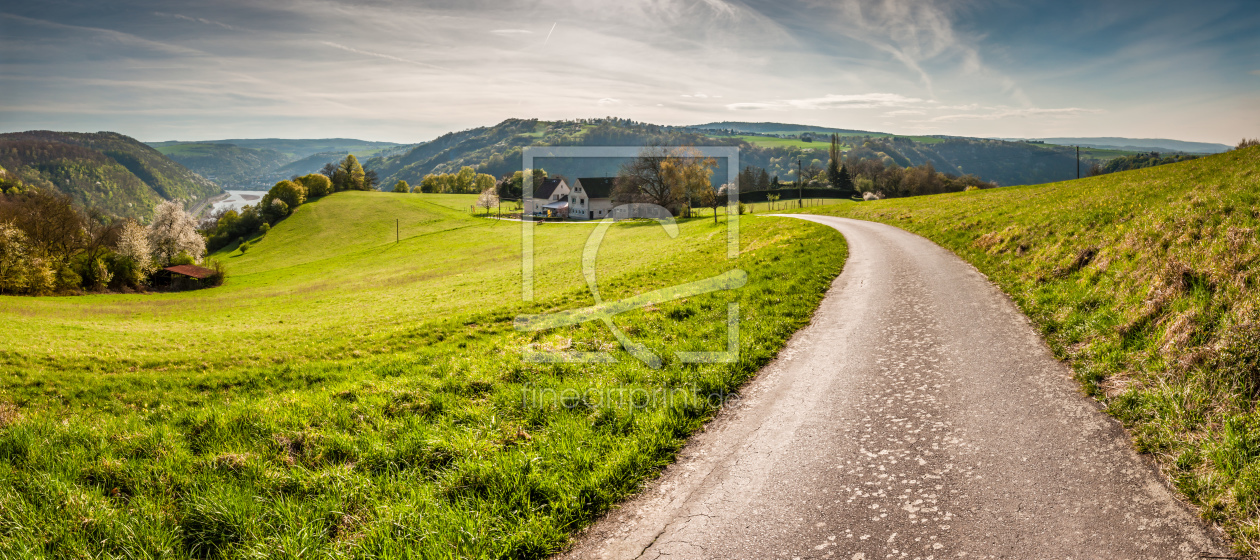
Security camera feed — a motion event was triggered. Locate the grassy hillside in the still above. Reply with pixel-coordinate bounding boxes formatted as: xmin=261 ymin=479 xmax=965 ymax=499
xmin=0 ymin=191 xmax=846 ymax=558
xmin=0 ymin=131 xmax=221 ymax=218
xmin=805 ymin=146 xmax=1260 ymax=553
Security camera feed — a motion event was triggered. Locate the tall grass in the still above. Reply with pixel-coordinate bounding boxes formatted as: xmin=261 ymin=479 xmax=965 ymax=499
xmin=808 ymin=146 xmax=1260 ymax=553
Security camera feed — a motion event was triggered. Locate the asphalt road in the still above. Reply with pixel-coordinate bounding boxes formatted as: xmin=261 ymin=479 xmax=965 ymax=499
xmin=561 ymin=215 xmax=1225 ymax=560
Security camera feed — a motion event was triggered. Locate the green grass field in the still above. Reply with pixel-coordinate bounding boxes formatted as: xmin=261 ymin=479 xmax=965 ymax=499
xmin=0 ymin=191 xmax=846 ymax=558
xmin=805 ymin=146 xmax=1260 ymax=553
xmin=726 ymin=135 xmax=829 ymax=150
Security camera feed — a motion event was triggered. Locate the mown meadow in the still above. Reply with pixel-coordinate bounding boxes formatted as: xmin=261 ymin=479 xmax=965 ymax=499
xmin=807 ymin=146 xmax=1260 ymax=553
xmin=0 ymin=191 xmax=847 ymax=558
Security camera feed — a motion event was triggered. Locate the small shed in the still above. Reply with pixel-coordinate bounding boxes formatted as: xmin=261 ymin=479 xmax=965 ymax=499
xmin=157 ymin=264 xmax=219 ymax=289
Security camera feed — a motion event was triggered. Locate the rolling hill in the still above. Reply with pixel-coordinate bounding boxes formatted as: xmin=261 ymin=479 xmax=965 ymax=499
xmin=0 ymin=130 xmax=221 ymax=218
xmin=0 ymin=190 xmax=846 ymax=558
xmin=365 ymin=118 xmax=1109 ymax=189
xmin=806 ymin=145 xmax=1260 ymax=553
xmin=1028 ymin=136 xmax=1231 ymax=154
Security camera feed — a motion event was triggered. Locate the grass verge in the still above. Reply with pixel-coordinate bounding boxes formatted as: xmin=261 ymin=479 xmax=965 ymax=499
xmin=806 ymin=146 xmax=1260 ymax=553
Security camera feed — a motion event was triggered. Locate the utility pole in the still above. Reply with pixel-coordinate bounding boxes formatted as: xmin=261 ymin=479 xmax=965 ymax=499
xmin=797 ymin=159 xmax=803 ymax=208
xmin=1076 ymin=146 xmax=1080 ymax=179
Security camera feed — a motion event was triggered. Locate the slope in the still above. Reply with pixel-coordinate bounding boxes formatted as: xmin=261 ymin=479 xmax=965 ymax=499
xmin=0 ymin=191 xmax=848 ymax=558
xmin=0 ymin=130 xmax=221 ymax=218
xmin=806 ymin=145 xmax=1260 ymax=553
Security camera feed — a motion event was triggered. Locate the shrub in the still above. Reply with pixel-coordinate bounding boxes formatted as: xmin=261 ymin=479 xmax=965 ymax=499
xmin=203 ymin=259 xmax=227 ymax=287
xmin=262 ymin=180 xmax=305 ymax=211
xmin=55 ymin=264 xmax=80 ymax=292
xmin=296 ymin=174 xmax=332 ymax=199
xmin=0 ymin=221 xmax=31 ymax=294
xmin=263 ymin=199 xmax=289 ymax=223
xmin=238 ymin=241 xmax=251 ymax=253
xmin=393 ymin=180 xmax=410 ymax=193
xmin=170 ymin=251 xmax=195 ymax=266
xmin=26 ymin=257 xmax=55 ymax=295
xmin=109 ymin=255 xmax=144 ymax=290
xmin=71 ymin=254 xmax=110 ymax=291
xmin=259 ymin=223 xmax=270 ymax=236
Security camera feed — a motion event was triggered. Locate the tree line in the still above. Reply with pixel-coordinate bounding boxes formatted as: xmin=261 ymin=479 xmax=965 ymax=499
xmin=0 ymin=173 xmax=215 ymax=295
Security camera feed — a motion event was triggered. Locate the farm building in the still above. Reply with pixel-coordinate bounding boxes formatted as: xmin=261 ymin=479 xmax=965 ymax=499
xmin=570 ymin=177 xmax=616 ymax=220
xmin=523 ymin=177 xmax=570 ymax=218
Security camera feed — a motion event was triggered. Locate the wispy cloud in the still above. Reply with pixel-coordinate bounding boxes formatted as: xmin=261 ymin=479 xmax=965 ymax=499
xmin=726 ymin=93 xmax=924 ymax=111
xmin=490 ymin=29 xmax=532 ymax=36
xmin=1 ymin=12 xmax=206 ymax=57
xmin=155 ymin=12 xmax=239 ymax=31
xmin=927 ymin=107 xmax=1102 ymax=122
xmin=318 ymin=41 xmax=446 ymax=71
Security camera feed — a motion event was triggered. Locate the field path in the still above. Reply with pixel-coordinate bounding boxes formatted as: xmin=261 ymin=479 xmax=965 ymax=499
xmin=561 ymin=215 xmax=1225 ymax=559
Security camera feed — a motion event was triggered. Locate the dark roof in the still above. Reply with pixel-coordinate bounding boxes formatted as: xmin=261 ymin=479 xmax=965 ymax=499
xmin=164 ymin=265 xmax=216 ymax=279
xmin=534 ymin=177 xmax=566 ymax=199
xmin=576 ymin=177 xmax=616 ymax=199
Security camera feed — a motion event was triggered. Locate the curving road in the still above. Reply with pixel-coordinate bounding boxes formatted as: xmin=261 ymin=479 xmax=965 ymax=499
xmin=562 ymin=216 xmax=1225 ymax=560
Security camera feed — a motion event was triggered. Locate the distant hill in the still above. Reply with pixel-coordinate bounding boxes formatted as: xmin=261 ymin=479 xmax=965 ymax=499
xmin=1012 ymin=137 xmax=1231 ymax=154
xmin=365 ymin=118 xmax=1119 ymax=188
xmin=149 ymin=138 xmax=403 ymax=189
xmin=689 ymin=121 xmax=879 ymax=135
xmin=150 ymin=143 xmax=288 ymax=190
xmin=0 ymin=130 xmax=220 ymax=218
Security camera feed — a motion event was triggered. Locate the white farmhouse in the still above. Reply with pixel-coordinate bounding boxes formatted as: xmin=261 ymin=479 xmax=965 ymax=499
xmin=523 ymin=177 xmax=570 ymax=218
xmin=569 ymin=177 xmax=617 ymax=220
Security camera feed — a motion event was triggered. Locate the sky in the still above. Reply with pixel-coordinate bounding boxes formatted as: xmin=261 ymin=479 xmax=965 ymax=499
xmin=1 ymin=0 xmax=1257 ymax=144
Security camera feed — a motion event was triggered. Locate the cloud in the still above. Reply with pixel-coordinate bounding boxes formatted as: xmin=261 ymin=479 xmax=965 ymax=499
xmin=883 ymin=109 xmax=925 ymax=116
xmin=1252 ymin=69 xmax=1260 ymax=76
xmin=155 ymin=12 xmax=239 ymax=31
xmin=927 ymin=107 xmax=1102 ymax=122
xmin=319 ymin=41 xmax=446 ymax=70
xmin=490 ymin=29 xmax=533 ymax=36
xmin=597 ymin=98 xmax=620 ymax=105
xmin=1 ymin=13 xmax=206 ymax=57
xmin=725 ymin=93 xmax=923 ymax=111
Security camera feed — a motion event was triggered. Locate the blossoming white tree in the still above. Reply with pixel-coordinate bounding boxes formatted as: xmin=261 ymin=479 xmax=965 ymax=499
xmin=116 ymin=220 xmax=154 ymax=280
xmin=476 ymin=186 xmax=499 ymax=215
xmin=147 ymin=201 xmax=205 ymax=266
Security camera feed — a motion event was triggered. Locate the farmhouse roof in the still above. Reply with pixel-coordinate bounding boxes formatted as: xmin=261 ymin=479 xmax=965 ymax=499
xmin=164 ymin=264 xmax=216 ymax=279
xmin=534 ymin=177 xmax=566 ymax=199
xmin=576 ymin=177 xmax=616 ymax=199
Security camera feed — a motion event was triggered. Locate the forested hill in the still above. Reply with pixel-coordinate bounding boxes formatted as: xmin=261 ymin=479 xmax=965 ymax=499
xmin=364 ymin=118 xmax=1108 ymax=188
xmin=149 ymin=138 xmax=403 ymax=189
xmin=0 ymin=130 xmax=220 ymax=218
